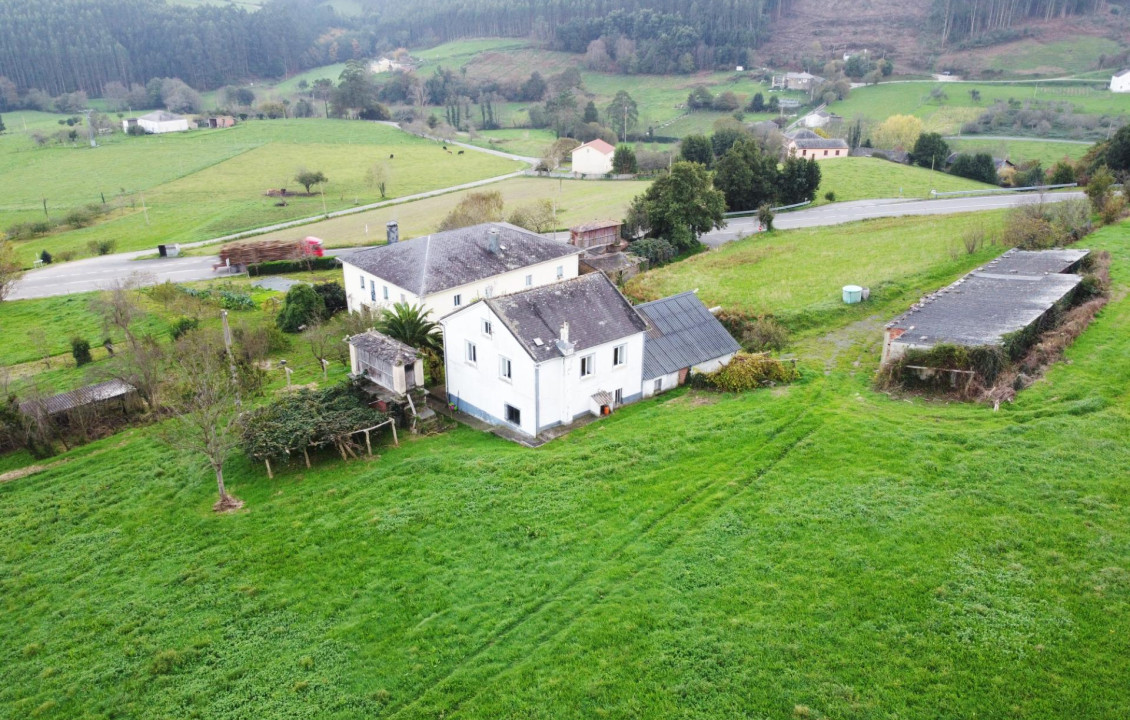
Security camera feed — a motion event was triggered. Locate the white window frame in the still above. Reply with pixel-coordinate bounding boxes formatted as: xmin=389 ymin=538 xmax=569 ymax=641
xmin=359 ymin=274 xmax=365 ymax=289
xmin=465 ymin=341 xmax=477 ymax=365
xmin=369 ymin=279 xmax=376 ymax=302
xmin=382 ymin=285 xmax=389 ymax=300
xmin=499 ymin=356 xmax=512 ymax=382
xmin=580 ymin=354 xmax=595 ymax=378
xmin=525 ymin=274 xmax=533 ymax=286
xmin=556 ymin=265 xmax=564 ymax=279
xmin=484 ymin=286 xmax=494 ymax=298
xmin=654 ymin=378 xmax=663 ymax=393
xmin=482 ymin=319 xmax=493 ymax=337
xmin=504 ymin=403 xmax=521 ymax=426
xmin=613 ymin=344 xmax=627 ymax=367
xmin=453 ymin=294 xmax=462 ymax=307
xmin=614 ymin=388 xmax=623 ymax=405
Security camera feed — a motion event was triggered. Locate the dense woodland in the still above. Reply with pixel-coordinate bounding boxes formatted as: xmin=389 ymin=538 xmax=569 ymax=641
xmin=930 ymin=0 xmax=1116 ymax=45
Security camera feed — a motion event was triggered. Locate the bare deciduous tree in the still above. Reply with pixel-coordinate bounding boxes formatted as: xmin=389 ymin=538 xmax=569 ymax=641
xmin=0 ymin=241 xmax=21 ymax=302
xmin=163 ymin=331 xmax=243 ymax=512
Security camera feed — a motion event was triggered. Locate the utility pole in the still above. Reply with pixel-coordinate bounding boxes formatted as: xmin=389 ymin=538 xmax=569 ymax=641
xmin=221 ymin=310 xmax=241 ymax=407
xmin=82 ymin=108 xmax=96 ymax=148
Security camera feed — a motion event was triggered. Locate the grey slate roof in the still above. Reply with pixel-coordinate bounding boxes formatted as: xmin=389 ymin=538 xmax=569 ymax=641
xmin=348 ymin=330 xmax=418 ymax=366
xmin=636 ymin=292 xmax=741 ymax=380
xmin=792 ymin=137 xmax=850 ymax=150
xmin=139 ymin=111 xmax=184 ymax=122
xmin=343 ymin=222 xmax=582 ymax=296
xmin=887 ymin=249 xmax=1090 ymax=349
xmin=482 ymin=272 xmax=647 ymax=362
xmin=19 ymin=379 xmax=136 ymax=416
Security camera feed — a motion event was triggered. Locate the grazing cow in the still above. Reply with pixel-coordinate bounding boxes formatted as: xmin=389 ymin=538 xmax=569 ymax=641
xmin=442 ymin=145 xmax=447 ymax=150
xmin=457 ymin=150 xmax=464 ymax=155
xmin=389 ymin=153 xmax=394 ymax=159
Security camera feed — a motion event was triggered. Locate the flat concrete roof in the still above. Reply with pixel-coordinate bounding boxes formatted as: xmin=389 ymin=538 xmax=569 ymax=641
xmin=887 ymin=248 xmax=1089 ymax=349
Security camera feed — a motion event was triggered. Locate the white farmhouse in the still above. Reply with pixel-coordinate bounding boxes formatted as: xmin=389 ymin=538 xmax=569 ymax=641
xmin=1111 ymin=69 xmax=1130 ymax=93
xmin=123 ymin=111 xmax=190 ymax=134
xmin=571 ymin=138 xmax=616 ymax=175
xmin=341 ymin=222 xmax=583 ymax=318
xmin=440 ymin=273 xmax=648 ymax=438
xmin=636 ymin=292 xmax=741 ymax=397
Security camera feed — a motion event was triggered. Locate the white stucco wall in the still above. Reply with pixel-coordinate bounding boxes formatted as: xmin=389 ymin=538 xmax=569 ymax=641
xmin=1111 ymin=74 xmax=1130 ymax=93
xmin=572 ymin=146 xmax=614 ymax=175
xmin=343 ymin=254 xmax=580 ymax=319
xmin=138 ymin=118 xmax=189 ymax=134
xmin=442 ymin=304 xmax=646 ymax=437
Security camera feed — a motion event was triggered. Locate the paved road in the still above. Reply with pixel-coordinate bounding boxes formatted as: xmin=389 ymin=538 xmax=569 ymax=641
xmin=943 ymin=135 xmax=1093 ymax=145
xmin=701 ymin=191 xmax=1086 ymax=247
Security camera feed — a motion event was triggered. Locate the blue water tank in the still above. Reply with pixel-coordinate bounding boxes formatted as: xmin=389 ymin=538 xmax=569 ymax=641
xmin=842 ymin=285 xmax=863 ymax=304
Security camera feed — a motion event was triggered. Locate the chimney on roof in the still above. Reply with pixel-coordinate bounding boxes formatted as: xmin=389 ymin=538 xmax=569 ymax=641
xmin=386 ymin=221 xmax=399 ymax=244
xmin=488 ymin=227 xmax=501 ymax=255
xmin=555 ymin=321 xmax=574 ymax=356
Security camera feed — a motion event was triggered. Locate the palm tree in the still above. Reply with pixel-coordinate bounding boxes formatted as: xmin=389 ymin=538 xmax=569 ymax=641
xmin=377 ymin=302 xmax=443 ymax=354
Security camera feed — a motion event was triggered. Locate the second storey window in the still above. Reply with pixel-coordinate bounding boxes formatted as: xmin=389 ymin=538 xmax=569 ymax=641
xmin=453 ymin=294 xmax=462 ymax=307
xmin=499 ymin=356 xmax=512 ymax=381
xmin=556 ymin=265 xmax=564 ymax=279
xmin=369 ymin=280 xmax=375 ymax=302
xmin=525 ymin=274 xmax=533 ymax=286
xmin=482 ymin=319 xmax=492 ymax=336
xmin=465 ymin=341 xmax=477 ymax=364
xmin=613 ymin=344 xmax=627 ymax=366
xmin=359 ymin=274 xmax=365 ymax=289
xmin=580 ymin=354 xmax=594 ymax=377
xmin=382 ymin=286 xmax=389 ymax=300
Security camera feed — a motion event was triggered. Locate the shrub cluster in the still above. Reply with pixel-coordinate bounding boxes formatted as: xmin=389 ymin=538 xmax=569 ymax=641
xmin=247 ymin=257 xmax=340 ymax=275
xmin=177 ymin=285 xmax=256 ymax=310
xmin=691 ymin=352 xmax=799 ymax=392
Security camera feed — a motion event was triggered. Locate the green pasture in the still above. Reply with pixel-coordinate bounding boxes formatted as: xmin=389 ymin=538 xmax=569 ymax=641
xmin=817 ymin=157 xmax=997 ymax=202
xmin=248 ymin=176 xmax=650 ymax=248
xmin=2 ymin=217 xmax=1129 ymax=718
xmin=0 ymin=119 xmax=522 ymax=266
xmin=627 ymin=211 xmax=1009 ymax=331
xmin=947 ymin=137 xmax=1090 ymax=166
xmin=832 ymin=80 xmax=1130 ymax=135
xmin=463 ymin=128 xmax=557 ymax=158
xmin=983 ymin=37 xmax=1124 ymax=76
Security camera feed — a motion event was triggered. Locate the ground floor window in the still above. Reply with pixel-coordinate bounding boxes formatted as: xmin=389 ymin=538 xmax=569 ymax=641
xmin=614 ymin=388 xmax=623 ymax=405
xmin=505 ymin=404 xmax=521 ymax=425
xmin=654 ymin=378 xmax=662 ymax=393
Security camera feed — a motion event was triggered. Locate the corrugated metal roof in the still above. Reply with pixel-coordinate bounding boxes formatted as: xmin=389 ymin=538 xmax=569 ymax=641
xmin=19 ymin=379 xmax=136 ymax=416
xmin=636 ymin=292 xmax=741 ymax=380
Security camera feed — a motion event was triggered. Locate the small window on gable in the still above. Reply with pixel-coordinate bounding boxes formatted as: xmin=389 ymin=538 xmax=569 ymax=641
xmin=556 ymin=265 xmax=564 ymax=279
xmin=823 ymin=150 xmax=828 ymax=156
xmin=465 ymin=341 xmax=477 ymax=364
xmin=453 ymin=294 xmax=462 ymax=307
xmin=484 ymin=286 xmax=494 ymax=298
xmin=580 ymin=354 xmax=595 ymax=377
xmin=482 ymin=319 xmax=492 ymax=336
xmin=613 ymin=344 xmax=627 ymax=366
xmin=499 ymin=356 xmax=512 ymax=381
xmin=525 ymin=274 xmax=533 ymax=286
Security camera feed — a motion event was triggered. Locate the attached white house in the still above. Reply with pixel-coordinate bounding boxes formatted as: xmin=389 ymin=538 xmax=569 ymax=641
xmin=440 ymin=272 xmax=648 ymax=438
xmin=1111 ymin=69 xmax=1130 ymax=93
xmin=784 ymin=129 xmax=849 ymax=159
xmin=571 ymin=138 xmax=616 ymax=175
xmin=341 ymin=222 xmax=583 ymax=318
xmin=636 ymin=292 xmax=741 ymax=397
xmin=123 ymin=111 xmax=190 ymax=134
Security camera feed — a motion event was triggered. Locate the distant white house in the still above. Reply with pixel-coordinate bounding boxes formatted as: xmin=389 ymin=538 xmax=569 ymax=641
xmin=123 ymin=111 xmax=190 ymax=134
xmin=440 ymin=272 xmax=648 ymax=437
xmin=784 ymin=129 xmax=849 ymax=159
xmin=571 ymin=138 xmax=616 ymax=175
xmin=1111 ymin=69 xmax=1130 ymax=93
xmin=370 ymin=57 xmax=407 ymax=74
xmin=341 ymin=222 xmax=583 ymax=319
xmin=801 ymin=109 xmax=843 ymax=129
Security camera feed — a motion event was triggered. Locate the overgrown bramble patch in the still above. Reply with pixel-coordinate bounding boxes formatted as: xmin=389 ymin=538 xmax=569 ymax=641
xmin=690 ymin=352 xmax=800 ymax=392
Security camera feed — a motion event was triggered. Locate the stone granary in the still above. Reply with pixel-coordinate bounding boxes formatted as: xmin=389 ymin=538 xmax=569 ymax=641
xmin=882 ymin=248 xmax=1090 ymax=365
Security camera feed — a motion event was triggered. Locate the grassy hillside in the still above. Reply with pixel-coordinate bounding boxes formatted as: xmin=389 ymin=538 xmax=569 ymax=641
xmin=817 ymin=158 xmax=997 ymax=202
xmin=947 ymin=138 xmax=1090 ymax=167
xmin=627 ymin=212 xmax=1008 ymax=332
xmin=2 ymin=220 xmax=1128 ymax=719
xmin=0 ymin=119 xmax=522 ymax=266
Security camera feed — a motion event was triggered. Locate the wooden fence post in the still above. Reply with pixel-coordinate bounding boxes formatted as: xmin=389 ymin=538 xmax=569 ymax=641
xmin=364 ymin=429 xmax=372 ymax=457
xmin=264 ymin=458 xmax=273 ymax=479
xmin=302 ymin=447 xmax=311 ymax=468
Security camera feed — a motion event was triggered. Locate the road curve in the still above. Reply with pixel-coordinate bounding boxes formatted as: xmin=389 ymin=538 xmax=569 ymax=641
xmin=701 ymin=191 xmax=1085 ymax=247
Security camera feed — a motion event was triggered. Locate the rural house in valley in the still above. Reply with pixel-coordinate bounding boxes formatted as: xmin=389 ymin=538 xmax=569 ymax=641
xmin=440 ymin=273 xmax=648 ymax=438
xmin=341 ymin=222 xmax=582 ymax=318
xmin=348 ymin=330 xmax=424 ymax=396
xmin=571 ymin=138 xmax=616 ymax=174
xmin=1110 ymin=69 xmax=1130 ymax=93
xmin=784 ymin=129 xmax=849 ymax=159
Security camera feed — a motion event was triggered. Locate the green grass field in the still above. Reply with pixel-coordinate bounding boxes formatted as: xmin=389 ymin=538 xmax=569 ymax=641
xmin=947 ymin=137 xmax=1090 ymax=166
xmin=977 ymin=37 xmax=1123 ymax=76
xmin=246 ymin=176 xmax=650 ymax=249
xmin=627 ymin=212 xmax=1008 ymax=332
xmin=831 ymin=80 xmax=1130 ymax=134
xmin=817 ymin=157 xmax=997 ymax=202
xmin=2 ymin=217 xmax=1128 ymax=718
xmin=463 ymin=128 xmax=557 ymax=158
xmin=0 ymin=119 xmax=522 ymax=266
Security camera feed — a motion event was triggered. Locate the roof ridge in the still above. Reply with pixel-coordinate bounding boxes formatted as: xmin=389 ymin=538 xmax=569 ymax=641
xmin=419 ymin=234 xmax=431 ymax=295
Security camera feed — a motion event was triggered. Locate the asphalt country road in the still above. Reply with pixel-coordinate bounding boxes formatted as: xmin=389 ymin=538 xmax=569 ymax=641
xmin=700 ymin=191 xmax=1086 ymax=247
xmin=10 ymin=190 xmax=1086 ymax=300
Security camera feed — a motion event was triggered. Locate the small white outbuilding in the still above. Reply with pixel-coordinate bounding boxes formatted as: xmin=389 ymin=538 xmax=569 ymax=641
xmin=1111 ymin=69 xmax=1130 ymax=93
xmin=123 ymin=111 xmax=190 ymax=134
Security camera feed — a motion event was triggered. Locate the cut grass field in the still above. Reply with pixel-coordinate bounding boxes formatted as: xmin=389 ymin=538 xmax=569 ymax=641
xmin=627 ymin=211 xmax=1008 ymax=333
xmin=2 ymin=219 xmax=1129 ymax=719
xmin=816 ymin=157 xmax=997 ymax=202
xmin=947 ymin=137 xmax=1090 ymax=167
xmin=243 ymin=176 xmax=650 ymax=249
xmin=831 ymin=80 xmax=1130 ymax=134
xmin=0 ymin=119 xmax=522 ymax=266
